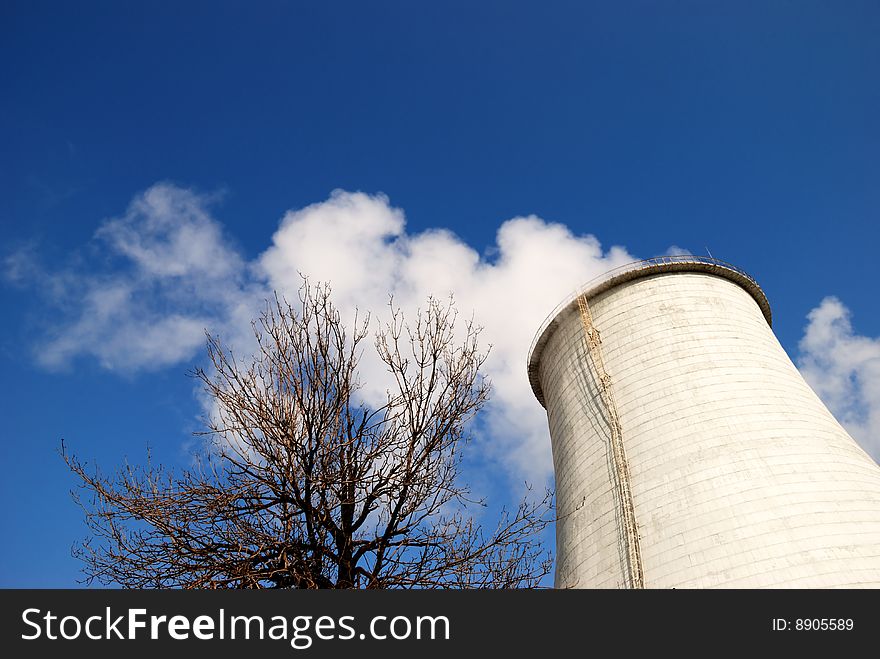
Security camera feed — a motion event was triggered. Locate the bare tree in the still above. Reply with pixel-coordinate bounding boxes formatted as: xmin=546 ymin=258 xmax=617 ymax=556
xmin=63 ymin=281 xmax=553 ymax=588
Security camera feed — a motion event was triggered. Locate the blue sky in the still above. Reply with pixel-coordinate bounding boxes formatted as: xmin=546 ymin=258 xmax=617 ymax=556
xmin=2 ymin=1 xmax=879 ymax=587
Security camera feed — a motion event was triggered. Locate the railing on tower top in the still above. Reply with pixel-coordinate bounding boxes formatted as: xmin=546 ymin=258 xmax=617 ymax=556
xmin=527 ymin=255 xmax=762 ymax=365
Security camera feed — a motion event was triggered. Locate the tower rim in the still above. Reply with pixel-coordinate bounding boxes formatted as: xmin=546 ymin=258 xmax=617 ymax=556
xmin=526 ymin=255 xmax=772 ymax=408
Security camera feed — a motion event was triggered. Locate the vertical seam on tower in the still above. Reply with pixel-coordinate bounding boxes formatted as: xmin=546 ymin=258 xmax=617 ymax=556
xmin=577 ymin=293 xmax=645 ymax=589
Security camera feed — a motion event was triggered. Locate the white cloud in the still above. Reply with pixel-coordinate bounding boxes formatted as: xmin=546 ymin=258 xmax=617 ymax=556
xmin=257 ymin=192 xmax=635 ymax=483
xmin=798 ymin=296 xmax=880 ymax=461
xmin=13 ymin=183 xmax=635 ymax=485
xmin=19 ymin=183 xmax=258 ymax=372
xmin=258 ymin=190 xmax=406 ymax=305
xmin=14 ymin=182 xmax=880 ymax=484
xmin=96 ymin=184 xmax=242 ymax=280
xmin=664 ymin=244 xmax=691 ymax=256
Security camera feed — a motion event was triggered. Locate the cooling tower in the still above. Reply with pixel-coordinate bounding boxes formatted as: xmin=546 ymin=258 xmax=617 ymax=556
xmin=527 ymin=256 xmax=880 ymax=588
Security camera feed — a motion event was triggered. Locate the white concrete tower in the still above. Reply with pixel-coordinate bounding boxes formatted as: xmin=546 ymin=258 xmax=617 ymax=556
xmin=528 ymin=256 xmax=880 ymax=588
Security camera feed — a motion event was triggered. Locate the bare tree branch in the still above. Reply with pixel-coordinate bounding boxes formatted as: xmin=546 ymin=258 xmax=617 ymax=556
xmin=64 ymin=279 xmax=553 ymax=588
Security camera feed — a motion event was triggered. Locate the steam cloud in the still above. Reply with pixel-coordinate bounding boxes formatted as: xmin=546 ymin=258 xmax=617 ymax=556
xmin=12 ymin=183 xmax=636 ymax=483
xmin=8 ymin=183 xmax=879 ymax=483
